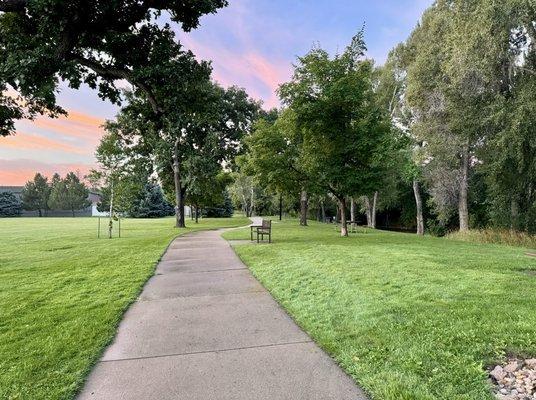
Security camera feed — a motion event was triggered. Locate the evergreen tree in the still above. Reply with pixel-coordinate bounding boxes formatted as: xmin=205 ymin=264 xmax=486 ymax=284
xmin=48 ymin=173 xmax=90 ymax=217
xmin=131 ymin=183 xmax=174 ymax=218
xmin=21 ymin=173 xmax=50 ymax=217
xmin=0 ymin=192 xmax=22 ymax=217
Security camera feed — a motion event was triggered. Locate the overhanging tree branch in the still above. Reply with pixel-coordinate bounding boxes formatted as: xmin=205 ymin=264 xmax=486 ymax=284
xmin=518 ymin=66 xmax=536 ymax=77
xmin=0 ymin=0 xmax=26 ymax=12
xmin=71 ymin=55 xmax=162 ymax=114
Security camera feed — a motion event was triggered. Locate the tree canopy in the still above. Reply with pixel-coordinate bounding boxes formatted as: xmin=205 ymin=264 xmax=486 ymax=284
xmin=0 ymin=0 xmax=227 ymax=135
xmin=279 ymin=32 xmax=393 ymax=235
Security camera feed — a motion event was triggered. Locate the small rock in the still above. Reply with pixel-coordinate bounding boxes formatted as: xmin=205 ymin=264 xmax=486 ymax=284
xmin=506 ymin=362 xmax=520 ymax=373
xmin=496 ymin=395 xmax=515 ymax=400
xmin=492 ymin=366 xmax=507 ymax=381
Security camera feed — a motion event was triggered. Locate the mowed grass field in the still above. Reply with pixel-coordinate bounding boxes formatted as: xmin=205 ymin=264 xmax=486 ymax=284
xmin=223 ymin=220 xmax=536 ymax=400
xmin=0 ymin=216 xmax=250 ymax=400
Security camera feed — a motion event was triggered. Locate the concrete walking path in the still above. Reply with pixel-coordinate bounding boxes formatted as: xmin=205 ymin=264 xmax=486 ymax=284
xmin=77 ymin=228 xmax=367 ymax=399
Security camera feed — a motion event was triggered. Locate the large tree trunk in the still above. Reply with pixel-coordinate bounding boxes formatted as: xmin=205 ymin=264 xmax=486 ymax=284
xmin=364 ymin=196 xmax=372 ymax=227
xmin=413 ymin=180 xmax=424 ymax=235
xmin=371 ymin=191 xmax=378 ymax=229
xmin=350 ymin=197 xmax=355 ymax=224
xmin=300 ymin=190 xmax=308 ymax=226
xmin=173 ymin=142 xmax=185 ymax=228
xmin=339 ymin=197 xmax=348 ymax=237
xmin=458 ymin=145 xmax=470 ymax=232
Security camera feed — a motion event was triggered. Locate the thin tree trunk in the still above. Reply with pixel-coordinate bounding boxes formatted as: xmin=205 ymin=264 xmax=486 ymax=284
xmin=108 ymin=180 xmax=114 ymax=239
xmin=279 ymin=193 xmax=283 ymax=221
xmin=38 ymin=209 xmax=42 ymax=217
xmin=510 ymin=197 xmax=519 ymax=231
xmin=339 ymin=197 xmax=348 ymax=237
xmin=72 ymin=208 xmax=75 ymax=218
xmin=350 ymin=197 xmax=355 ymax=225
xmin=371 ymin=191 xmax=378 ymax=229
xmin=250 ymin=188 xmax=255 ymax=217
xmin=413 ymin=180 xmax=424 ymax=235
xmin=195 ymin=205 xmax=199 ymax=223
xmin=321 ymin=200 xmax=326 ymax=223
xmin=173 ymin=141 xmax=185 ymax=228
xmin=300 ymin=190 xmax=308 ymax=226
xmin=179 ymin=188 xmax=186 ymax=227
xmin=458 ymin=144 xmax=470 ymax=232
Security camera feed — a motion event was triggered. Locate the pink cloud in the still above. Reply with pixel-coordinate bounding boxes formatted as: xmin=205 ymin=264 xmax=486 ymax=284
xmin=19 ymin=110 xmax=106 ymax=144
xmin=0 ymin=159 xmax=95 ymax=185
xmin=1 ymin=131 xmax=87 ymax=154
xmin=180 ymin=35 xmax=291 ymax=109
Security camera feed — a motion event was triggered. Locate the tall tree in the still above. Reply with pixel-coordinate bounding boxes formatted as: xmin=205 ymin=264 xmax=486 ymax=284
xmin=89 ymin=125 xmax=150 ymax=236
xmin=375 ymin=44 xmax=427 ymax=235
xmin=21 ymin=173 xmax=50 ymax=217
xmin=229 ymin=172 xmax=257 ymax=218
xmin=48 ymin=172 xmax=89 ymax=217
xmin=242 ymin=109 xmax=314 ymax=226
xmin=279 ymin=32 xmax=392 ymax=236
xmin=117 ymin=82 xmax=259 ymax=228
xmin=0 ymin=0 xmax=227 ymax=136
xmin=403 ymin=0 xmax=535 ymax=232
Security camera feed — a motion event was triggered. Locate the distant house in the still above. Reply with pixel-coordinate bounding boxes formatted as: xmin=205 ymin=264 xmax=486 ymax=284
xmin=0 ymin=186 xmax=102 ymax=217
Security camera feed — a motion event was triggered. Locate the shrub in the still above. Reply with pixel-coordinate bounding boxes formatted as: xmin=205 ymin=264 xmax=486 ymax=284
xmin=447 ymin=229 xmax=536 ymax=248
xmin=427 ymin=219 xmax=447 ymax=237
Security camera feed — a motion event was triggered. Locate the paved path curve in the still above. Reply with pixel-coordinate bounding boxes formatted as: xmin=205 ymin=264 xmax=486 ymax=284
xmin=78 ymin=227 xmax=367 ymax=400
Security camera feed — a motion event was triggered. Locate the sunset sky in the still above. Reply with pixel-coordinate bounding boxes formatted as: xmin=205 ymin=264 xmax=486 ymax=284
xmin=0 ymin=0 xmax=432 ymax=186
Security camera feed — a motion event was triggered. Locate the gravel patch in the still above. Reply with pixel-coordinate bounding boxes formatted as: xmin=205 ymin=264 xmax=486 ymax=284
xmin=490 ymin=358 xmax=536 ymax=399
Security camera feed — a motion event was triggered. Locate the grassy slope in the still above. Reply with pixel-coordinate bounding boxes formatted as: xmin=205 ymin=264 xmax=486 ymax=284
xmin=0 ymin=216 xmax=249 ymax=400
xmin=223 ymin=220 xmax=536 ymax=400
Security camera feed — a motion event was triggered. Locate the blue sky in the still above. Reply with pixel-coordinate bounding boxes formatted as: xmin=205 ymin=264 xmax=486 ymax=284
xmin=0 ymin=0 xmax=433 ymax=185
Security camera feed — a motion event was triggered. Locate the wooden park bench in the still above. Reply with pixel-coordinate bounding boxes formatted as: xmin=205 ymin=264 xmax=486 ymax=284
xmin=250 ymin=219 xmax=272 ymax=243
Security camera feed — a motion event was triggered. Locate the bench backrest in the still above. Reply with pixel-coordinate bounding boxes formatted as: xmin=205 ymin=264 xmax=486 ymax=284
xmin=262 ymin=219 xmax=271 ymax=229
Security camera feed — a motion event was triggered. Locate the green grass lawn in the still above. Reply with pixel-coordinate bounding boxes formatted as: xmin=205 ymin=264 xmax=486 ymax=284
xmin=0 ymin=216 xmax=249 ymax=400
xmin=223 ymin=220 xmax=536 ymax=400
